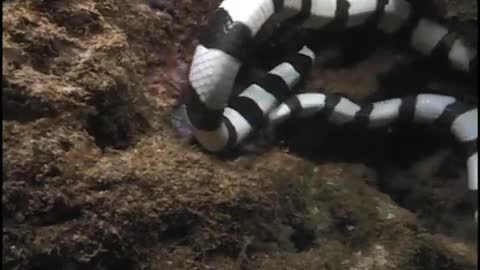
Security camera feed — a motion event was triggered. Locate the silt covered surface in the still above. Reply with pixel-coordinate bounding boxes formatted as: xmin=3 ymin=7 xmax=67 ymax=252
xmin=2 ymin=0 xmax=478 ymax=269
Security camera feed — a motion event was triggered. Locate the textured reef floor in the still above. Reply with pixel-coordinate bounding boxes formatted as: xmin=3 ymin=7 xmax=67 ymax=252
xmin=2 ymin=0 xmax=478 ymax=269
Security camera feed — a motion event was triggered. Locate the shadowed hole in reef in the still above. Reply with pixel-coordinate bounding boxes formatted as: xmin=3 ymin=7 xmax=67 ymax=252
xmin=97 ymin=257 xmax=135 ymax=270
xmin=34 ymin=200 xmax=82 ymax=227
xmin=25 ymin=254 xmax=135 ymax=270
xmin=86 ymin=89 xmax=148 ymax=150
xmin=25 ymin=255 xmax=65 ymax=270
xmin=412 ymin=246 xmax=463 ymax=270
xmin=25 ymin=255 xmax=83 ymax=270
xmin=2 ymin=83 xmax=56 ymax=122
xmin=160 ymin=222 xmax=195 ymax=242
xmin=290 ymin=223 xmax=316 ymax=251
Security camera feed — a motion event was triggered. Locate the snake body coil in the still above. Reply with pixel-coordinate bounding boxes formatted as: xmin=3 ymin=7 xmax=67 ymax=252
xmin=184 ymin=0 xmax=478 ymax=219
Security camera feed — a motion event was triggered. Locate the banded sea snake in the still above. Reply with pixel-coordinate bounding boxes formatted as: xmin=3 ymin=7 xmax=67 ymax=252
xmin=181 ymin=0 xmax=478 ymax=220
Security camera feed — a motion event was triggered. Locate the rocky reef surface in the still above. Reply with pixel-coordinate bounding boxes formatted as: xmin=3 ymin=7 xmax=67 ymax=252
xmin=2 ymin=0 xmax=477 ymax=269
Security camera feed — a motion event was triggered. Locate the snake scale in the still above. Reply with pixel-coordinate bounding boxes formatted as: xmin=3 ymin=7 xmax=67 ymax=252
xmin=181 ymin=0 xmax=478 ymax=221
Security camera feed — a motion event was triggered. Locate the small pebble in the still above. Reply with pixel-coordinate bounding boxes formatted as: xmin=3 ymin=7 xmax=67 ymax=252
xmin=169 ymin=105 xmax=194 ymax=140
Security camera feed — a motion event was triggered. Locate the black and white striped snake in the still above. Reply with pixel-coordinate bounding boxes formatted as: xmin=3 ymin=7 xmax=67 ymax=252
xmin=182 ymin=0 xmax=478 ymax=220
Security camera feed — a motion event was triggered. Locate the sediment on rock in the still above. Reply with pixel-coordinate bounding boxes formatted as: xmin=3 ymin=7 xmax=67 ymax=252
xmin=2 ymin=0 xmax=477 ymax=269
